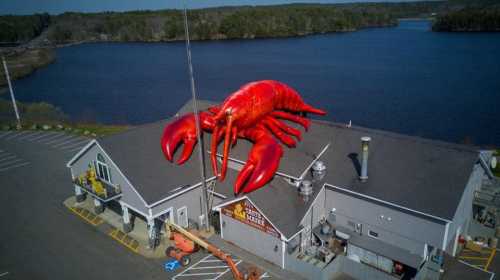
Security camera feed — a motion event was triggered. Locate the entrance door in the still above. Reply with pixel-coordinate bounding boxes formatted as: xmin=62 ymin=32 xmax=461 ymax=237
xmin=177 ymin=207 xmax=188 ymax=228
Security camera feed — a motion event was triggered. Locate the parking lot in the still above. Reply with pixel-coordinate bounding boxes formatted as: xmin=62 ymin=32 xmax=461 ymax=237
xmin=0 ymin=130 xmax=91 ymax=153
xmin=172 ymin=254 xmax=274 ymax=280
xmin=0 ymin=130 xmax=281 ymax=280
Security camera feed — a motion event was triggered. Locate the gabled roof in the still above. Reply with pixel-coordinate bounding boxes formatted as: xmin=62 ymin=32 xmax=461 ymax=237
xmin=212 ymin=168 xmax=323 ymax=239
xmin=72 ymin=99 xmax=480 ymax=225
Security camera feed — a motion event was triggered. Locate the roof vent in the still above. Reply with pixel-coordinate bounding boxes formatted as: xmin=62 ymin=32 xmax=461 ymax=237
xmin=300 ymin=180 xmax=313 ymax=196
xmin=311 ymin=160 xmax=326 ymax=181
xmin=360 ymin=136 xmax=371 ymax=182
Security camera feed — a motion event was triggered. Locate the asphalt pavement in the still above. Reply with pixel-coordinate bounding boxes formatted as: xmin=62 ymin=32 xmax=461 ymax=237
xmin=0 ymin=130 xmax=280 ymax=280
xmin=0 ymin=130 xmax=170 ymax=279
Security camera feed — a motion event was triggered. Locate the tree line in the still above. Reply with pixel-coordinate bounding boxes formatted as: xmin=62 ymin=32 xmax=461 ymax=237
xmin=0 ymin=2 xmax=443 ymax=44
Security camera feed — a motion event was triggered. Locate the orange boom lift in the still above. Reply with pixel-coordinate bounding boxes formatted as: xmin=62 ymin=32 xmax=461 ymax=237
xmin=166 ymin=222 xmax=260 ymax=280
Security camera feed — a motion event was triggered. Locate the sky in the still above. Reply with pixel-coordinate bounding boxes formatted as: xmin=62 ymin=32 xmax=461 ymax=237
xmin=1 ymin=0 xmax=422 ymax=15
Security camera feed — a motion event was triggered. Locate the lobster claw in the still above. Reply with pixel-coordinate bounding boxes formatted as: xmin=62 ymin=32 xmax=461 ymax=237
xmin=234 ymin=131 xmax=283 ymax=194
xmin=161 ymin=113 xmax=199 ymax=165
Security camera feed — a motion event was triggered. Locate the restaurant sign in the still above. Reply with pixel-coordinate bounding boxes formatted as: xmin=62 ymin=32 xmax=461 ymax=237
xmin=221 ymin=199 xmax=280 ymax=238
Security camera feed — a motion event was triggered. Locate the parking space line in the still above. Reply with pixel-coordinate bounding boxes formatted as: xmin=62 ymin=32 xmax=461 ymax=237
xmin=174 ymin=254 xmax=243 ymax=280
xmin=21 ymin=131 xmax=45 ymax=141
xmin=0 ymin=131 xmax=13 ymax=139
xmin=213 ymin=260 xmax=242 ymax=280
xmin=0 ymin=156 xmax=17 ymax=163
xmin=58 ymin=139 xmax=90 ymax=150
xmin=28 ymin=132 xmax=58 ymax=142
xmin=43 ymin=134 xmax=74 ymax=145
xmin=484 ymin=248 xmax=496 ymax=271
xmin=69 ymin=146 xmax=86 ymax=152
xmin=0 ymin=272 xmax=9 ymax=277
xmin=5 ymin=131 xmax=27 ymax=140
xmin=17 ymin=131 xmax=40 ymax=140
xmin=459 ymin=256 xmax=489 ymax=260
xmin=52 ymin=136 xmax=84 ymax=148
xmin=0 ymin=162 xmax=30 ymax=172
xmin=190 ymin=266 xmax=230 ymax=269
xmin=36 ymin=133 xmax=65 ymax=143
xmin=0 ymin=158 xmax=24 ymax=167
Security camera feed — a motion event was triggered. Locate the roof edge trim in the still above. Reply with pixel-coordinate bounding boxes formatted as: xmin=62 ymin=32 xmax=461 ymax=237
xmin=213 ymin=195 xmax=287 ymax=240
xmin=325 ymin=183 xmax=452 ymax=224
xmin=147 ymin=176 xmax=217 ymax=208
xmin=66 ymin=139 xmax=95 ymax=167
xmin=94 ymin=141 xmax=150 ymax=207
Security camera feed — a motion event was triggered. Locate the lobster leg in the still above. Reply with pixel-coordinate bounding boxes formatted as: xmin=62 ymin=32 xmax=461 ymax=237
xmin=264 ymin=116 xmax=302 ymax=141
xmin=220 ymin=115 xmax=234 ymax=181
xmin=210 ymin=126 xmax=221 ymax=176
xmin=261 ymin=118 xmax=297 ymax=148
xmin=271 ymin=111 xmax=311 ymax=131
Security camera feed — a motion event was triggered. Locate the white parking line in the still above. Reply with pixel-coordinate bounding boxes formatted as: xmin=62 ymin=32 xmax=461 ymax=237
xmin=5 ymin=131 xmax=28 ymax=140
xmin=0 ymin=158 xmax=24 ymax=167
xmin=69 ymin=146 xmax=86 ymax=152
xmin=173 ymin=254 xmax=243 ymax=280
xmin=0 ymin=272 xmax=9 ymax=277
xmin=36 ymin=133 xmax=65 ymax=143
xmin=0 ymin=155 xmax=17 ymax=163
xmin=0 ymin=162 xmax=30 ymax=172
xmin=27 ymin=132 xmax=58 ymax=142
xmin=213 ymin=260 xmax=242 ymax=280
xmin=21 ymin=131 xmax=44 ymax=141
xmin=51 ymin=136 xmax=83 ymax=147
xmin=39 ymin=133 xmax=69 ymax=144
xmin=58 ymin=139 xmax=90 ymax=150
xmin=0 ymin=131 xmax=13 ymax=139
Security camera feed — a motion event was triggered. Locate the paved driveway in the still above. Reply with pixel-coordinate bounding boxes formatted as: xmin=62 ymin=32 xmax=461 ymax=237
xmin=0 ymin=130 xmax=278 ymax=280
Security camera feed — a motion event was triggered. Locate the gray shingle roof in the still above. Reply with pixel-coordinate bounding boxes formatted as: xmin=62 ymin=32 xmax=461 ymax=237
xmin=96 ymin=99 xmax=479 ymax=234
xmin=97 ymin=99 xmax=218 ymax=205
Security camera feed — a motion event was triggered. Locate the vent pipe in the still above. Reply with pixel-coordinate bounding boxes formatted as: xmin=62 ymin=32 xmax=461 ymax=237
xmin=360 ymin=136 xmax=371 ymax=182
xmin=311 ymin=160 xmax=326 ymax=181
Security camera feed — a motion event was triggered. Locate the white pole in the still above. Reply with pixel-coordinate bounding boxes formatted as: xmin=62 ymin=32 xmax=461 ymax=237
xmin=2 ymin=56 xmax=21 ymax=129
xmin=183 ymin=2 xmax=210 ymax=231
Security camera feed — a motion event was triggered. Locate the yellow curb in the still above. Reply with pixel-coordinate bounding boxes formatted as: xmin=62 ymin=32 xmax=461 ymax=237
xmin=485 ymin=248 xmax=496 ymax=271
xmin=108 ymin=228 xmax=139 ymax=253
xmin=458 ymin=256 xmax=489 ymax=260
xmin=68 ymin=206 xmax=102 ymax=226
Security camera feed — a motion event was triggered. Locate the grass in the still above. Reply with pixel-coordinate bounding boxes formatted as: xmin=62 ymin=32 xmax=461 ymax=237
xmin=0 ymin=99 xmax=129 ymax=137
xmin=0 ymin=48 xmax=55 ymax=87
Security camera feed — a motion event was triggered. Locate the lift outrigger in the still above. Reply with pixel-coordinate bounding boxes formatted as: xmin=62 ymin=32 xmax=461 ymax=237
xmin=166 ymin=221 xmax=260 ymax=280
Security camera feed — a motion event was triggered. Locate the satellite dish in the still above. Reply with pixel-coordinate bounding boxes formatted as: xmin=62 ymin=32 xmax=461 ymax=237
xmin=491 ymin=156 xmax=497 ymax=170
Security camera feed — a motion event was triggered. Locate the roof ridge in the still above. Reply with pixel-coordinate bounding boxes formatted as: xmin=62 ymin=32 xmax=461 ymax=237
xmin=312 ymin=119 xmax=480 ymax=154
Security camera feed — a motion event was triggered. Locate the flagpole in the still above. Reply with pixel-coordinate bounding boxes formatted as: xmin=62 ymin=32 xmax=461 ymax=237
xmin=183 ymin=3 xmax=210 ymax=231
xmin=2 ymin=56 xmax=21 ymax=129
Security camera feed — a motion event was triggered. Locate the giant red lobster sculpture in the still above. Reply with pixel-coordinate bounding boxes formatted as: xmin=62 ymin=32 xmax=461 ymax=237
xmin=161 ymin=80 xmax=326 ymax=195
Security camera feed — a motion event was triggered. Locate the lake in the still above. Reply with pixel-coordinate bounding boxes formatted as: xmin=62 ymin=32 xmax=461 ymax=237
xmin=7 ymin=20 xmax=500 ymax=146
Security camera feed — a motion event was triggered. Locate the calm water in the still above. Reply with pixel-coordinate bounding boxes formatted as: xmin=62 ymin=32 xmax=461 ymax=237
xmin=8 ymin=20 xmax=500 ymax=146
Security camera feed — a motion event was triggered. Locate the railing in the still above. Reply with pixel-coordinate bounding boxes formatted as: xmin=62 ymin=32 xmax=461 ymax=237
xmin=474 ymin=190 xmax=500 ymax=207
xmin=73 ymin=176 xmax=122 ymax=202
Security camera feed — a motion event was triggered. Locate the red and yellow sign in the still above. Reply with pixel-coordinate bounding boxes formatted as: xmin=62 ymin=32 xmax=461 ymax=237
xmin=221 ymin=199 xmax=280 ymax=238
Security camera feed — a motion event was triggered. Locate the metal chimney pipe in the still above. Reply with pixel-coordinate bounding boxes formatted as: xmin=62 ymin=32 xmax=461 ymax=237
xmin=360 ymin=136 xmax=371 ymax=182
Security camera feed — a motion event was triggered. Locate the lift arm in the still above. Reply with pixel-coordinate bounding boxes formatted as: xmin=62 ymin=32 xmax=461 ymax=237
xmin=167 ymin=221 xmax=257 ymax=280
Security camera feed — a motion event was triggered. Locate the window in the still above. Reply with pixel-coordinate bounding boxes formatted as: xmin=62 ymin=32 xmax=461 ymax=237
xmin=96 ymin=153 xmax=111 ymax=183
xmin=368 ymin=230 xmax=379 ymax=238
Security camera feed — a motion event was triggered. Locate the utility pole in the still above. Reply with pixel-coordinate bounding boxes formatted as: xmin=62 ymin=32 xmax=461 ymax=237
xmin=2 ymin=56 xmax=21 ymax=129
xmin=183 ymin=3 xmax=210 ymax=231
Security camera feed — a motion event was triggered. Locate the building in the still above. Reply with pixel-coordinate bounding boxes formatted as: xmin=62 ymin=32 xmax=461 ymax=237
xmin=67 ymin=100 xmax=496 ymax=279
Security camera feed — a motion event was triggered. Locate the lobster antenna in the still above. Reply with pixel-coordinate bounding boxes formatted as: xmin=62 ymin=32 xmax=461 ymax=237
xmin=183 ymin=2 xmax=210 ymax=231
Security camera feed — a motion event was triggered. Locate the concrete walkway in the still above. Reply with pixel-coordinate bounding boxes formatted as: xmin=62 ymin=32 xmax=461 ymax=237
xmin=64 ymin=196 xmax=170 ymax=258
